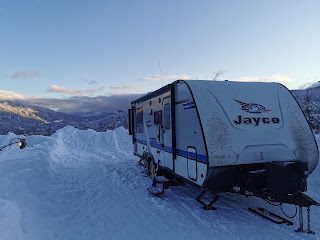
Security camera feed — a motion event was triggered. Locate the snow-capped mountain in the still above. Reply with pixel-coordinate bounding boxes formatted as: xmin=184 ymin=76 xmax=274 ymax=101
xmin=0 ymin=96 xmax=128 ymax=135
xmin=1 ymin=85 xmax=320 ymax=136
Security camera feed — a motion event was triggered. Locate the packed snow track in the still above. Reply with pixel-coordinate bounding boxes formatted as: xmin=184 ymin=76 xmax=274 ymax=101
xmin=0 ymin=126 xmax=319 ymax=240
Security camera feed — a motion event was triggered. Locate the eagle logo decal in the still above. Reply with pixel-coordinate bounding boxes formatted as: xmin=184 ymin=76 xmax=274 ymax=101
xmin=234 ymin=99 xmax=271 ymax=114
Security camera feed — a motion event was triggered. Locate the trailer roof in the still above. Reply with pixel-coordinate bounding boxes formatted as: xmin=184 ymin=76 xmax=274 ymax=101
xmin=131 ymin=80 xmax=284 ymax=104
xmin=131 ymin=83 xmax=172 ymax=104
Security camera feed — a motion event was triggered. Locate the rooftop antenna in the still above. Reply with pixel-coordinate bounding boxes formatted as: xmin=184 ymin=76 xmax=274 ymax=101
xmin=212 ymin=69 xmax=228 ymax=81
xmin=159 ymin=60 xmax=164 ymax=87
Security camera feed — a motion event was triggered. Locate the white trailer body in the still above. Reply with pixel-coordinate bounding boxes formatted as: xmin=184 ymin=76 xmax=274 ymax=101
xmin=129 ymin=80 xmax=318 ymax=195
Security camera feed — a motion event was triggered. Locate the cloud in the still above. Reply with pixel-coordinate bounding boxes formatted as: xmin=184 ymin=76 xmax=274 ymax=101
xmin=140 ymin=74 xmax=162 ymax=82
xmin=47 ymin=85 xmax=82 ymax=96
xmin=9 ymin=70 xmax=40 ymax=79
xmin=232 ymin=74 xmax=293 ymax=84
xmin=271 ymin=74 xmax=293 ymax=83
xmin=109 ymin=84 xmax=142 ymax=91
xmin=107 ymin=84 xmax=143 ymax=95
xmin=47 ymin=84 xmax=108 ymax=97
xmin=140 ymin=73 xmax=191 ymax=82
xmin=0 ymin=89 xmax=141 ymax=114
xmin=166 ymin=74 xmax=190 ymax=80
xmin=85 ymin=87 xmax=105 ymax=96
xmin=27 ymin=95 xmax=141 ymax=114
xmin=88 ymin=80 xmax=98 ymax=86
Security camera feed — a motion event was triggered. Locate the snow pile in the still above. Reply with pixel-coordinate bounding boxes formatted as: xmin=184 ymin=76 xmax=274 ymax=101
xmin=0 ymin=126 xmax=319 ymax=240
xmin=0 ymin=199 xmax=21 ymax=240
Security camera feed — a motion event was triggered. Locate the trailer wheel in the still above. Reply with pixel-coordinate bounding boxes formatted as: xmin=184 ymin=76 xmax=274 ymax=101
xmin=149 ymin=160 xmax=157 ymax=178
xmin=144 ymin=158 xmax=156 ymax=178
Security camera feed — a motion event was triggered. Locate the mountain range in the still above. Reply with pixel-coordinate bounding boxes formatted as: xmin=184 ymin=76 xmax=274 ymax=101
xmin=0 ymin=95 xmax=128 ymax=135
xmin=0 ymin=84 xmax=319 ymax=136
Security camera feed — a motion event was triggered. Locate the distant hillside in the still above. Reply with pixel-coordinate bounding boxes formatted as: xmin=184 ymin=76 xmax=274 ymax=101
xmin=291 ymin=85 xmax=320 ymax=114
xmin=2 ymin=85 xmax=320 ymax=136
xmin=0 ymin=96 xmax=128 ymax=135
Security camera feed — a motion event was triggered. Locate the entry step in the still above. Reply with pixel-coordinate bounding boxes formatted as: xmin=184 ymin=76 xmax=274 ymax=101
xmin=155 ymin=176 xmax=170 ymax=183
xmin=147 ymin=183 xmax=164 ymax=196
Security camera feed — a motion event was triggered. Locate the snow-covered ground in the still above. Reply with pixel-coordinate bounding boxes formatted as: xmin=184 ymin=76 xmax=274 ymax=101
xmin=0 ymin=126 xmax=319 ymax=240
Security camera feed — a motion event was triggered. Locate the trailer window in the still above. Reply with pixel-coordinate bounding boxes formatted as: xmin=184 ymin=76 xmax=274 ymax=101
xmin=164 ymin=103 xmax=170 ymax=129
xmin=154 ymin=111 xmax=162 ymax=125
xmin=136 ymin=107 xmax=143 ymax=133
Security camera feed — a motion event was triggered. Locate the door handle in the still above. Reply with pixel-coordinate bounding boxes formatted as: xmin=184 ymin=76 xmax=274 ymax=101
xmin=158 ymin=126 xmax=161 ymax=142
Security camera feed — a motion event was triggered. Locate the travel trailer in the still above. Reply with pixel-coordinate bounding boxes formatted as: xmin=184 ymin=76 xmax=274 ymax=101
xmin=128 ymin=80 xmax=319 ymax=233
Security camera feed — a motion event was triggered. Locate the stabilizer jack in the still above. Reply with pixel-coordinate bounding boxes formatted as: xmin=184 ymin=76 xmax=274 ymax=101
xmin=295 ymin=206 xmax=315 ymax=235
xmin=195 ymin=190 xmax=219 ymax=210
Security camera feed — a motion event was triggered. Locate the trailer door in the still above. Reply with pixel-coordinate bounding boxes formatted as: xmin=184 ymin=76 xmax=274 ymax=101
xmin=162 ymin=97 xmax=173 ymax=170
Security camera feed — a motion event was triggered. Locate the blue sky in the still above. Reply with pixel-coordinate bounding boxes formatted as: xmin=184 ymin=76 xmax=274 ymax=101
xmin=0 ymin=0 xmax=319 ymax=113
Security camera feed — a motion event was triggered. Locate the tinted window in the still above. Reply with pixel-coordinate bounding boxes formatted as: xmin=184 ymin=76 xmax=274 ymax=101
xmin=136 ymin=107 xmax=143 ymax=133
xmin=154 ymin=111 xmax=162 ymax=125
xmin=164 ymin=104 xmax=170 ymax=129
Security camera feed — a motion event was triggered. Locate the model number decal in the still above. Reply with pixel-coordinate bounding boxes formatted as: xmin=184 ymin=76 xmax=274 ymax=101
xmin=233 ymin=115 xmax=280 ymax=127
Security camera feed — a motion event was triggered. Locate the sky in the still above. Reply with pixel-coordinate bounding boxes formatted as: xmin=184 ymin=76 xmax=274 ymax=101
xmin=0 ymin=0 xmax=319 ymax=114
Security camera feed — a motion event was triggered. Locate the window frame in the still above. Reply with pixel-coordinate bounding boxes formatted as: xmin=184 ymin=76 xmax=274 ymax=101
xmin=136 ymin=107 xmax=144 ymax=133
xmin=164 ymin=103 xmax=170 ymax=129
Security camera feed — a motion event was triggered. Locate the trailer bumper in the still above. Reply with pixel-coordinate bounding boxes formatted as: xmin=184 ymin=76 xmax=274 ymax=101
xmin=203 ymin=160 xmax=319 ymax=207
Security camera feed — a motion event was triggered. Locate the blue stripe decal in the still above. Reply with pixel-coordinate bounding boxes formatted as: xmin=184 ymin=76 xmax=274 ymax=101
xmin=176 ymin=149 xmax=207 ymax=163
xmin=182 ymin=102 xmax=194 ymax=107
xmin=183 ymin=102 xmax=195 ymax=110
xmin=134 ymin=138 xmax=207 ymax=163
xmin=134 ymin=138 xmax=147 ymax=145
xmin=150 ymin=141 xmax=173 ymax=153
xmin=184 ymin=106 xmax=196 ymax=110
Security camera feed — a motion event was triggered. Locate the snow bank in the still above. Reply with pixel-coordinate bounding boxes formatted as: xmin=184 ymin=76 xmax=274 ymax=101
xmin=0 ymin=126 xmax=319 ymax=240
xmin=0 ymin=126 xmax=138 ymax=240
xmin=0 ymin=199 xmax=21 ymax=240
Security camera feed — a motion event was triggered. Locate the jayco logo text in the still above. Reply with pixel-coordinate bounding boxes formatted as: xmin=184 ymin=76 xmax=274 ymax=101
xmin=233 ymin=99 xmax=280 ymax=126
xmin=233 ymin=115 xmax=280 ymax=126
